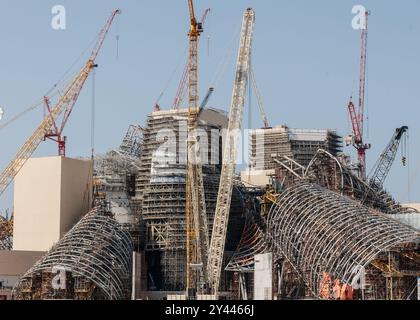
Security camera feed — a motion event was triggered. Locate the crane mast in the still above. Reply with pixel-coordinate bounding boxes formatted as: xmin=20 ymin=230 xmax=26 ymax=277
xmin=0 ymin=9 xmax=121 ymax=197
xmin=173 ymin=8 xmax=210 ymax=111
xmin=186 ymin=0 xmax=209 ymax=292
xmin=348 ymin=10 xmax=370 ymax=179
xmin=208 ymin=8 xmax=255 ymax=295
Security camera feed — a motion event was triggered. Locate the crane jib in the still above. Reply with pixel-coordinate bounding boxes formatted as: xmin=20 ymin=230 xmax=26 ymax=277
xmin=0 ymin=10 xmax=121 ymax=197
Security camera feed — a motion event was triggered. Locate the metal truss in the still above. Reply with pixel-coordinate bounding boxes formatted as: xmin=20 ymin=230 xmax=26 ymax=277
xmin=0 ymin=215 xmax=12 ymax=250
xmin=225 ymin=219 xmax=265 ymax=273
xmin=13 ymin=206 xmax=133 ymax=300
xmin=266 ymin=181 xmax=420 ymax=298
xmin=208 ymin=8 xmax=255 ymax=294
xmin=305 ymin=149 xmax=416 ymax=214
xmin=119 ymin=125 xmax=143 ymax=158
xmin=226 ymin=185 xmax=266 ymax=273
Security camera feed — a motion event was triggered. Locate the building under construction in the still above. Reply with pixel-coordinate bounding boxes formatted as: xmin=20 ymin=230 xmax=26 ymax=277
xmin=249 ymin=126 xmax=342 ymax=171
xmin=0 ymin=4 xmax=419 ymax=301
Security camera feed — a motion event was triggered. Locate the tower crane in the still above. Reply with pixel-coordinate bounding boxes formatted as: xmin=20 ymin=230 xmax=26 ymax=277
xmin=208 ymin=8 xmax=255 ymax=296
xmin=185 ymin=0 xmax=210 ymax=293
xmin=42 ymin=96 xmax=68 ymax=156
xmin=173 ymin=8 xmax=211 ymax=111
xmin=0 ymin=9 xmax=121 ymax=197
xmin=366 ymin=126 xmax=408 ymax=194
xmin=347 ymin=10 xmax=370 ymax=180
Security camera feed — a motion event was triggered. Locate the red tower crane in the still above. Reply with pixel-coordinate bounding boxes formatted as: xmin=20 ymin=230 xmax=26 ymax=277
xmin=347 ymin=10 xmax=371 ymax=180
xmin=0 ymin=9 xmax=121 ymax=196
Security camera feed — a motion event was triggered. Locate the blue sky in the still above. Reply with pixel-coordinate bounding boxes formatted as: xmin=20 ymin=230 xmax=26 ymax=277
xmin=1 ymin=0 xmax=420 ymax=211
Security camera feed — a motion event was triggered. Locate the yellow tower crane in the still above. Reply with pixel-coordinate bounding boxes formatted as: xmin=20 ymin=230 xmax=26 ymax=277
xmin=186 ymin=0 xmax=209 ymax=295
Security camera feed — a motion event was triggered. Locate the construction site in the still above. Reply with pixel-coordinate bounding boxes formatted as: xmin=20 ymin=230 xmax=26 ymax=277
xmin=0 ymin=2 xmax=419 ymax=301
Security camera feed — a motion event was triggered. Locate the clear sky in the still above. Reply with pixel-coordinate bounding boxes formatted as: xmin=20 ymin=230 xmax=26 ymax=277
xmin=1 ymin=0 xmax=420 ymax=212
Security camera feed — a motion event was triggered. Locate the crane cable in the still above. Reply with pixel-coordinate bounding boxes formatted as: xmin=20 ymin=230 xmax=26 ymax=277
xmin=405 ymin=132 xmax=411 ymax=202
xmin=209 ymin=20 xmax=242 ymax=91
xmin=0 ymin=34 xmax=99 ymax=132
xmin=154 ymin=45 xmax=188 ymax=108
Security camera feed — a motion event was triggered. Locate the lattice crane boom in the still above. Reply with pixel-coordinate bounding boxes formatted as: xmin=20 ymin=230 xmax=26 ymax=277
xmin=358 ymin=11 xmax=368 ymax=137
xmin=348 ymin=10 xmax=370 ymax=179
xmin=368 ymin=126 xmax=408 ymax=191
xmin=208 ymin=8 xmax=255 ymax=295
xmin=250 ymin=67 xmax=269 ymax=128
xmin=186 ymin=0 xmax=209 ymax=292
xmin=0 ymin=9 xmax=121 ymax=197
xmin=173 ymin=8 xmax=210 ymax=110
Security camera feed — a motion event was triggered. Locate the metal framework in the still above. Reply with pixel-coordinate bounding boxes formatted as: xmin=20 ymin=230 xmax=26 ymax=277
xmin=266 ymin=181 xmax=420 ymax=299
xmin=208 ymin=8 xmax=255 ymax=295
xmin=173 ymin=8 xmax=210 ymax=111
xmin=367 ymin=126 xmax=408 ymax=191
xmin=225 ymin=186 xmax=266 ymax=273
xmin=12 ymin=206 xmax=133 ymax=300
xmin=304 ymin=149 xmax=415 ymax=215
xmin=119 ymin=125 xmax=143 ymax=158
xmin=0 ymin=215 xmax=13 ymax=250
xmin=347 ymin=10 xmax=370 ymax=179
xmin=186 ymin=0 xmax=209 ymax=290
xmin=249 ymin=67 xmax=269 ymax=129
xmin=132 ymin=109 xmax=225 ymax=291
xmin=0 ymin=9 xmax=121 ymax=197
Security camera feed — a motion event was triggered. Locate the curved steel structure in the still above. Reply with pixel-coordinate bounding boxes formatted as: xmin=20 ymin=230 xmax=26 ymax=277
xmin=266 ymin=181 xmax=420 ymax=298
xmin=13 ymin=208 xmax=133 ymax=300
xmin=305 ymin=149 xmax=416 ymax=214
xmin=226 ymin=186 xmax=266 ymax=273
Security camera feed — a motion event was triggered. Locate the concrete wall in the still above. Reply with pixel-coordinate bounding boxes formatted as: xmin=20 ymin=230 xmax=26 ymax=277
xmin=59 ymin=157 xmax=93 ymax=239
xmin=13 ymin=157 xmax=92 ymax=251
xmin=241 ymin=169 xmax=274 ymax=187
xmin=254 ymin=253 xmax=273 ymax=300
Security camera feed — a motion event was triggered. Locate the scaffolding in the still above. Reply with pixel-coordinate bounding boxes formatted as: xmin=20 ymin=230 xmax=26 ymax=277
xmin=133 ymin=109 xmax=225 ymax=291
xmin=249 ymin=126 xmax=342 ymax=171
xmin=93 ymin=125 xmax=143 ymax=248
xmin=12 ymin=204 xmax=133 ymax=300
xmin=0 ymin=214 xmax=13 ymax=250
xmin=226 ymin=148 xmax=420 ymax=300
xmin=266 ymin=181 xmax=420 ymax=299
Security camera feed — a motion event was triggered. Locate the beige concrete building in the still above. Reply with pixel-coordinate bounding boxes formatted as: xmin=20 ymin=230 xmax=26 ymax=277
xmin=240 ymin=169 xmax=274 ymax=187
xmin=13 ymin=156 xmax=93 ymax=252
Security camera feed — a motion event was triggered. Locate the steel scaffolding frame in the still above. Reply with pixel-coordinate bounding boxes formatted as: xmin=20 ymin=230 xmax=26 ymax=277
xmin=12 ymin=206 xmax=133 ymax=300
xmin=305 ymin=149 xmax=417 ymax=214
xmin=0 ymin=215 xmax=12 ymax=250
xmin=266 ymin=181 xmax=420 ymax=298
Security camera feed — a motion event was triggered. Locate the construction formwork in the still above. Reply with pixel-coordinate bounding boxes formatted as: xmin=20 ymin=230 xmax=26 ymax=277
xmin=12 ymin=205 xmax=133 ymax=300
